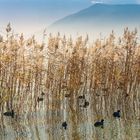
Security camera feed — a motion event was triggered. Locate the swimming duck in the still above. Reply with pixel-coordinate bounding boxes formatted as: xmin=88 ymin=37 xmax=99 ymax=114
xmin=62 ymin=121 xmax=67 ymax=130
xmin=94 ymin=119 xmax=104 ymax=128
xmin=37 ymin=97 xmax=43 ymax=102
xmin=113 ymin=110 xmax=120 ymax=118
xmin=4 ymin=110 xmax=14 ymax=118
xmin=78 ymin=95 xmax=85 ymax=99
xmin=83 ymin=101 xmax=89 ymax=108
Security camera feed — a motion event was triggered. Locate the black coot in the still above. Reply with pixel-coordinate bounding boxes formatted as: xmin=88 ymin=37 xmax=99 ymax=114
xmin=94 ymin=119 xmax=104 ymax=128
xmin=62 ymin=121 xmax=67 ymax=130
xmin=113 ymin=110 xmax=120 ymax=118
xmin=4 ymin=110 xmax=14 ymax=118
xmin=37 ymin=97 xmax=43 ymax=102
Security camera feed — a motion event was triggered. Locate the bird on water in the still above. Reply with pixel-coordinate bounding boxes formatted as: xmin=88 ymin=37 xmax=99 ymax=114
xmin=113 ymin=110 xmax=120 ymax=118
xmin=62 ymin=121 xmax=67 ymax=130
xmin=83 ymin=101 xmax=89 ymax=108
xmin=78 ymin=95 xmax=85 ymax=99
xmin=37 ymin=97 xmax=43 ymax=102
xmin=3 ymin=110 xmax=14 ymax=118
xmin=94 ymin=119 xmax=104 ymax=128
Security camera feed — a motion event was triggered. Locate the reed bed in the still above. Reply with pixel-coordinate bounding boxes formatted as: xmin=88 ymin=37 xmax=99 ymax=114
xmin=0 ymin=24 xmax=139 ymax=125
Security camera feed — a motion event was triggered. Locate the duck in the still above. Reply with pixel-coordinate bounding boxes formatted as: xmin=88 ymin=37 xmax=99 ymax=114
xmin=94 ymin=119 xmax=104 ymax=128
xmin=83 ymin=101 xmax=89 ymax=108
xmin=79 ymin=100 xmax=89 ymax=108
xmin=113 ymin=110 xmax=120 ymax=118
xmin=78 ymin=95 xmax=85 ymax=99
xmin=62 ymin=121 xmax=67 ymax=130
xmin=37 ymin=97 xmax=43 ymax=102
xmin=3 ymin=110 xmax=14 ymax=118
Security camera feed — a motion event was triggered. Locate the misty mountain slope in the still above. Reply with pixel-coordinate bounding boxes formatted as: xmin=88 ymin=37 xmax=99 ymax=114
xmin=49 ymin=4 xmax=140 ymax=35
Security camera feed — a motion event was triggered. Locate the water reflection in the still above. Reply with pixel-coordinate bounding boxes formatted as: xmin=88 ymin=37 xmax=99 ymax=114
xmin=0 ymin=110 xmax=139 ymax=140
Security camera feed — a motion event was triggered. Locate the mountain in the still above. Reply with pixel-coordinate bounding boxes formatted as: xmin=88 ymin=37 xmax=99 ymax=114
xmin=49 ymin=4 xmax=140 ymax=37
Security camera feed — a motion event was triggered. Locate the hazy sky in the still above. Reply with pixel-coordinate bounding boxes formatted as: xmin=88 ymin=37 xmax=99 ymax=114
xmin=91 ymin=0 xmax=140 ymax=4
xmin=0 ymin=0 xmax=139 ymax=35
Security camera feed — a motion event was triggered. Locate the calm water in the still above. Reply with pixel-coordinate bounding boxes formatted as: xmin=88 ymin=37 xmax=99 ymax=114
xmin=0 ymin=109 xmax=139 ymax=140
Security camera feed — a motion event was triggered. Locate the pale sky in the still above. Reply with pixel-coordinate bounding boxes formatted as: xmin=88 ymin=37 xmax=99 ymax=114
xmin=91 ymin=0 xmax=140 ymax=4
xmin=0 ymin=0 xmax=139 ymax=35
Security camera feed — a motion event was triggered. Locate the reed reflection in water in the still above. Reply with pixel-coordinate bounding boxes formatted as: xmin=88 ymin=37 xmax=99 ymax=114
xmin=0 ymin=108 xmax=139 ymax=140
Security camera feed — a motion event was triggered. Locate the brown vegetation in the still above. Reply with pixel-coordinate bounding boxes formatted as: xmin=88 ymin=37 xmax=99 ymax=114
xmin=0 ymin=24 xmax=139 ymax=124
